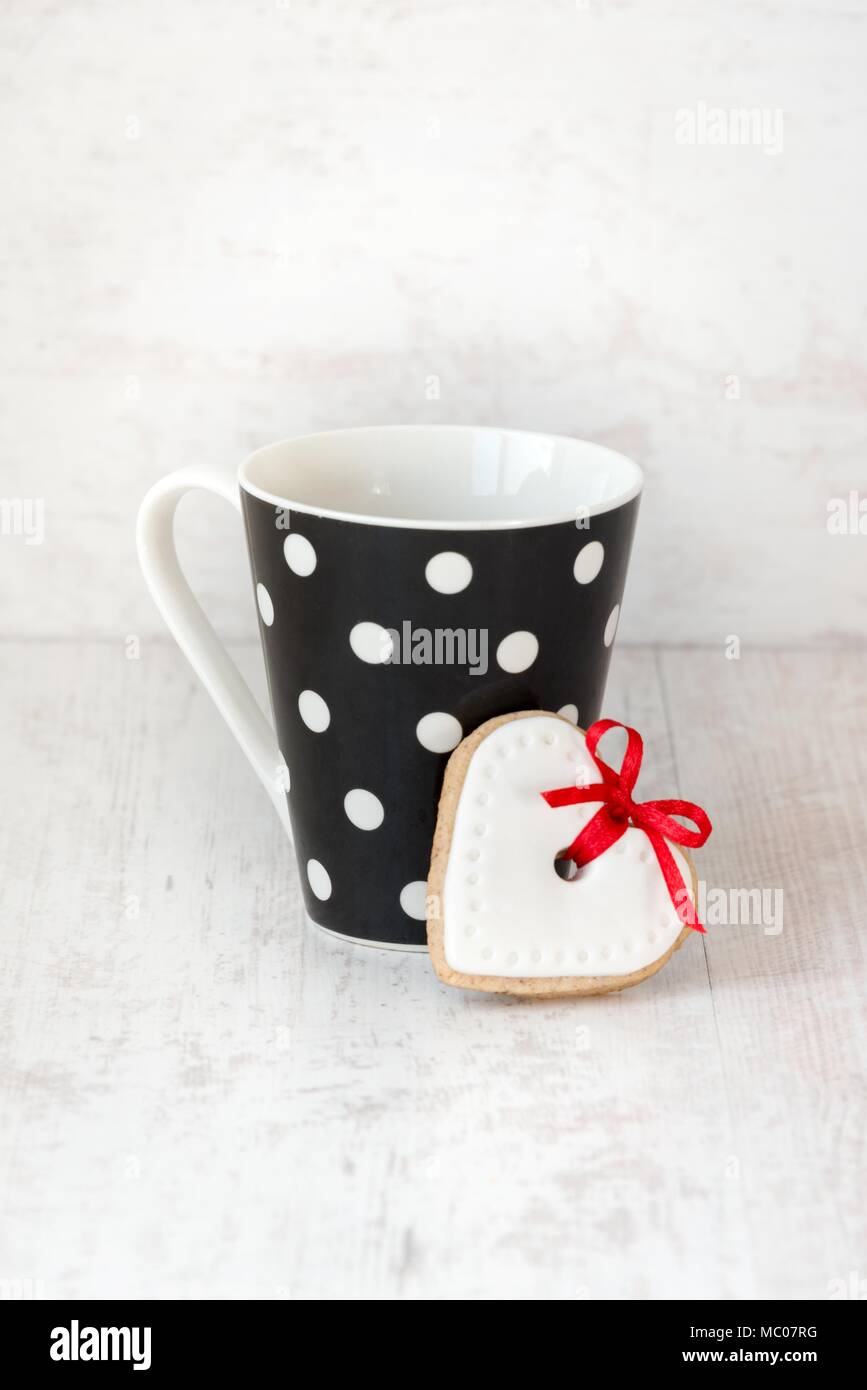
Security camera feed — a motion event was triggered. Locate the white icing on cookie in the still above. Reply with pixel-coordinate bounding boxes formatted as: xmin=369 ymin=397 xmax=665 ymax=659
xmin=442 ymin=715 xmax=694 ymax=978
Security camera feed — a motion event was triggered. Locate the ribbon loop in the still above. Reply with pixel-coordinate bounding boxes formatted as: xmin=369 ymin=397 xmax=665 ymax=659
xmin=542 ymin=718 xmax=712 ymax=934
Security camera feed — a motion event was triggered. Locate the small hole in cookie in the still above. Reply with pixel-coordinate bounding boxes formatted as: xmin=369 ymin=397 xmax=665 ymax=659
xmin=467 ymin=848 xmax=481 ymax=861
xmin=466 ymin=872 xmax=479 ymax=885
xmin=477 ymin=792 xmax=490 ymax=806
xmin=553 ymin=852 xmax=582 ymax=881
xmin=506 ymin=951 xmax=518 ymax=966
xmin=543 ymin=732 xmax=556 ymax=745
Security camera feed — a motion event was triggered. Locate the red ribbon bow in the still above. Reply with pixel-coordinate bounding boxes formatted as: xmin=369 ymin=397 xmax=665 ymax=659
xmin=541 ymin=719 xmax=712 ymax=933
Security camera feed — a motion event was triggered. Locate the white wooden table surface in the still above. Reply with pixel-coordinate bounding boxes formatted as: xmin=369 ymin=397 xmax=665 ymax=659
xmin=1 ymin=641 xmax=865 ymax=1301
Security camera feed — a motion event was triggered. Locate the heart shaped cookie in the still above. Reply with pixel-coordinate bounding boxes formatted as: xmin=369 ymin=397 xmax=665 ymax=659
xmin=426 ymin=711 xmax=700 ymax=996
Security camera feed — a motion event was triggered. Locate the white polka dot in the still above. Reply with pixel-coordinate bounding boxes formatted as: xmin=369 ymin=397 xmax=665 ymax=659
xmin=496 ymin=630 xmax=539 ymax=674
xmin=344 ymin=788 xmax=384 ymax=831
xmin=298 ymin=689 xmax=330 ymax=732
xmin=558 ymin=703 xmax=579 ymax=724
xmin=307 ymin=859 xmax=331 ymax=901
xmin=425 ymin=551 xmax=473 ymax=594
xmin=400 ymin=880 xmax=428 ymax=920
xmin=416 ymin=711 xmax=462 ymax=753
xmin=284 ymin=532 xmax=317 ymax=577
xmin=256 ymin=582 xmax=274 ymax=626
xmin=349 ymin=621 xmax=394 ymax=664
xmin=573 ymin=540 xmax=605 ymax=584
xmin=604 ymin=604 xmax=620 ymax=647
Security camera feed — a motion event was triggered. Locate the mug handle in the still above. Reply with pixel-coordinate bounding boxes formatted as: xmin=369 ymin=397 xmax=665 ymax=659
xmin=136 ymin=465 xmax=292 ymax=839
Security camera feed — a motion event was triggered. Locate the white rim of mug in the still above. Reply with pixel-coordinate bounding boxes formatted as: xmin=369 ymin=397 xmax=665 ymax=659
xmin=238 ymin=424 xmax=644 ymax=530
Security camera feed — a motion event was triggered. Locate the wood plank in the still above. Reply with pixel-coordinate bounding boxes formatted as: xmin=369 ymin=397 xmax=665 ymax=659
xmin=661 ymin=647 xmax=867 ymax=1299
xmin=2 ymin=642 xmax=862 ymax=1298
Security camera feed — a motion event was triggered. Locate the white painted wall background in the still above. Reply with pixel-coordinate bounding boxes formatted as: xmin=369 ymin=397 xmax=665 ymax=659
xmin=2 ymin=0 xmax=865 ymax=645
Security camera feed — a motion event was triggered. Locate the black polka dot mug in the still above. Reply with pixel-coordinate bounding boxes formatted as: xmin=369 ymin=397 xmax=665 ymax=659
xmin=137 ymin=426 xmax=642 ymax=949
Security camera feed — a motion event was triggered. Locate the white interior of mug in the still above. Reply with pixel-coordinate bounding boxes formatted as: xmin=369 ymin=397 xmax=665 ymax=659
xmin=240 ymin=425 xmax=642 ymax=529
